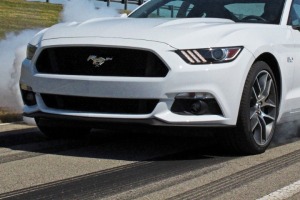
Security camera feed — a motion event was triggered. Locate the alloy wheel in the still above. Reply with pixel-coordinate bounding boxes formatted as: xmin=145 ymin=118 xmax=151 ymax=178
xmin=250 ymin=70 xmax=277 ymax=146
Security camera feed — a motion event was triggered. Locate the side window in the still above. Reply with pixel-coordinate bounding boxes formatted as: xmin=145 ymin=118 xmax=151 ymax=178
xmin=225 ymin=3 xmax=264 ymax=20
xmin=289 ymin=0 xmax=300 ymax=26
xmin=148 ymin=0 xmax=194 ymax=18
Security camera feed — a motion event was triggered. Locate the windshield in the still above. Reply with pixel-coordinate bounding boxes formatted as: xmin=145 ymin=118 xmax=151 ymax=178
xmin=129 ymin=0 xmax=286 ymax=24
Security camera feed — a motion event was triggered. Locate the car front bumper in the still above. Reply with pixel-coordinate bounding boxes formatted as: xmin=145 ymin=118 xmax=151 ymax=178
xmin=20 ymin=37 xmax=254 ymax=127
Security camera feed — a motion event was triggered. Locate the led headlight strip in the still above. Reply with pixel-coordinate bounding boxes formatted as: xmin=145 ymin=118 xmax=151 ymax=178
xmin=176 ymin=46 xmax=243 ymax=64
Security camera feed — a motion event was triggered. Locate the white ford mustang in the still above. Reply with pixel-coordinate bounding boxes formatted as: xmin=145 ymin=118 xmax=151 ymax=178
xmin=20 ymin=0 xmax=300 ymax=154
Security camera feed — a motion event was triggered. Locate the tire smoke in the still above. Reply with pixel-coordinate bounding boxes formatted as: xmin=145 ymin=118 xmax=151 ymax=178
xmin=272 ymin=122 xmax=300 ymax=146
xmin=0 ymin=30 xmax=40 ymax=110
xmin=61 ymin=0 xmax=124 ymax=22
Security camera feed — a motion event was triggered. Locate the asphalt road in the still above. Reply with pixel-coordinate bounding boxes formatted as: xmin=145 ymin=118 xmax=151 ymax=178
xmin=0 ymin=122 xmax=300 ymax=199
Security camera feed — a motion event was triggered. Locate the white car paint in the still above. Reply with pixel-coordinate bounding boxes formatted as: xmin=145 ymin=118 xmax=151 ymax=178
xmin=20 ymin=0 xmax=300 ymax=127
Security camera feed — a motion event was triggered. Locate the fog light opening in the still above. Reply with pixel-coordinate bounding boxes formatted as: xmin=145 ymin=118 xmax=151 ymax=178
xmin=190 ymin=100 xmax=208 ymax=115
xmin=22 ymin=91 xmax=37 ymax=106
xmin=20 ymin=84 xmax=37 ymax=106
xmin=171 ymin=92 xmax=223 ymax=116
xmin=26 ymin=92 xmax=35 ymax=102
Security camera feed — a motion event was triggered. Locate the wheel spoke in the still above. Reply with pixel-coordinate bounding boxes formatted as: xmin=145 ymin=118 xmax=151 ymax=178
xmin=258 ymin=74 xmax=268 ymax=93
xmin=252 ymin=87 xmax=258 ymax=101
xmin=261 ymin=99 xmax=276 ymax=108
xmin=255 ymin=77 xmax=262 ymax=93
xmin=259 ymin=79 xmax=272 ymax=102
xmin=257 ymin=115 xmax=267 ymax=144
xmin=253 ymin=118 xmax=263 ymax=144
xmin=258 ymin=114 xmax=267 ymax=142
xmin=261 ymin=111 xmax=275 ymax=122
xmin=263 ymin=78 xmax=272 ymax=98
xmin=257 ymin=74 xmax=270 ymax=102
xmin=250 ymin=114 xmax=259 ymax=132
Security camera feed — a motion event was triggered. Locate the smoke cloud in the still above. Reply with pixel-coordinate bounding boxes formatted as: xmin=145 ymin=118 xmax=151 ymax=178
xmin=272 ymin=122 xmax=300 ymax=146
xmin=61 ymin=0 xmax=124 ymax=22
xmin=0 ymin=30 xmax=40 ymax=109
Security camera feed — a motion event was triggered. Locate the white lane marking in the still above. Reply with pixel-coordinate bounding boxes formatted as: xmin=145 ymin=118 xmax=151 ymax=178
xmin=257 ymin=180 xmax=300 ymax=200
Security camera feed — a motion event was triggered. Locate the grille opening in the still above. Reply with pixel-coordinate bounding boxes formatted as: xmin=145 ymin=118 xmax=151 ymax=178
xmin=36 ymin=47 xmax=169 ymax=77
xmin=41 ymin=94 xmax=159 ymax=114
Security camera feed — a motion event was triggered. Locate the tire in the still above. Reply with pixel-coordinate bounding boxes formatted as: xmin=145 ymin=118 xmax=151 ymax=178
xmin=227 ymin=61 xmax=278 ymax=154
xmin=35 ymin=118 xmax=91 ymax=139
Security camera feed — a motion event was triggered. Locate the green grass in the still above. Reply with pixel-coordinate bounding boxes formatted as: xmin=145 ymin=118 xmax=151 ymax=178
xmin=0 ymin=0 xmax=62 ymax=39
xmin=0 ymin=0 xmax=62 ymax=122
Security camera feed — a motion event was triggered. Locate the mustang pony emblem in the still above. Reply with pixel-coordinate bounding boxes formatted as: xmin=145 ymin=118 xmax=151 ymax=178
xmin=87 ymin=55 xmax=113 ymax=67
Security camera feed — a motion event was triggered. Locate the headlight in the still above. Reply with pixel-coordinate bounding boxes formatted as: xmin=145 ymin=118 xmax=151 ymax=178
xmin=176 ymin=46 xmax=243 ymax=64
xmin=26 ymin=44 xmax=37 ymax=60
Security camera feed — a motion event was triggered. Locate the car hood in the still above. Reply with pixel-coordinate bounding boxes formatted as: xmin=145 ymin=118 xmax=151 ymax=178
xmin=40 ymin=18 xmax=277 ymax=49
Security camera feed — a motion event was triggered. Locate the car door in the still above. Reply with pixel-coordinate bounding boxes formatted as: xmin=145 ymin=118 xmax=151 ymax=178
xmin=288 ymin=0 xmax=300 ymax=114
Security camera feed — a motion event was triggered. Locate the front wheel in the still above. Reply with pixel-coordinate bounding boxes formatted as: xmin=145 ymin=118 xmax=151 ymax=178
xmin=229 ymin=61 xmax=278 ymax=154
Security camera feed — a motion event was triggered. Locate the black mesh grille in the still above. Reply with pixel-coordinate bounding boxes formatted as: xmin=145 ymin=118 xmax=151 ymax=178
xmin=36 ymin=47 xmax=169 ymax=77
xmin=41 ymin=94 xmax=159 ymax=114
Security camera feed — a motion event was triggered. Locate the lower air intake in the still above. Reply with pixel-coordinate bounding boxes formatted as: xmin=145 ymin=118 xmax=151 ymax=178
xmin=41 ymin=94 xmax=159 ymax=114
